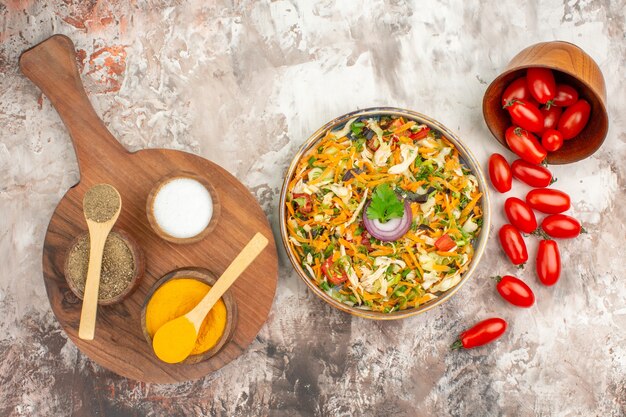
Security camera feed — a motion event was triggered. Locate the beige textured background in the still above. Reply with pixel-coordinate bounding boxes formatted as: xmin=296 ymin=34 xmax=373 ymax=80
xmin=1 ymin=1 xmax=625 ymax=416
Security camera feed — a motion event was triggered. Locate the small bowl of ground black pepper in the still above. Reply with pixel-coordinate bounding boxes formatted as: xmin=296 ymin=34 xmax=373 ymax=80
xmin=64 ymin=229 xmax=144 ymax=305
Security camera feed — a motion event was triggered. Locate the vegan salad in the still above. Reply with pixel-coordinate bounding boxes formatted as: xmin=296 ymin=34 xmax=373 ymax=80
xmin=285 ymin=115 xmax=483 ymax=313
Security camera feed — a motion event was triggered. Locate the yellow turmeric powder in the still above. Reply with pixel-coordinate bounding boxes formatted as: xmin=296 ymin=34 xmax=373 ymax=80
xmin=146 ymin=278 xmax=227 ymax=356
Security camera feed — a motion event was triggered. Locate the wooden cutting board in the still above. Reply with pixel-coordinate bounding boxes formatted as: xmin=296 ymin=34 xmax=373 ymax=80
xmin=20 ymin=35 xmax=278 ymax=383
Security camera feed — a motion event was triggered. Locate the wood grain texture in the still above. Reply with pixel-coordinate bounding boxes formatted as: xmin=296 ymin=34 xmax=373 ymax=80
xmin=482 ymin=41 xmax=608 ymax=164
xmin=19 ymin=35 xmax=278 ymax=383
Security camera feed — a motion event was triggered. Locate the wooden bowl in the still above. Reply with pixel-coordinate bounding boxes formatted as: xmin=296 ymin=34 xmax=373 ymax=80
xmin=483 ymin=41 xmax=608 ymax=164
xmin=279 ymin=107 xmax=492 ymax=320
xmin=140 ymin=267 xmax=238 ymax=365
xmin=64 ymin=229 xmax=144 ymax=305
xmin=146 ymin=171 xmax=221 ymax=244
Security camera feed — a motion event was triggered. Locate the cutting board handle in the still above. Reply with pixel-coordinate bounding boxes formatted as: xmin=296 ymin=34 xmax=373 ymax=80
xmin=19 ymin=35 xmax=127 ymax=175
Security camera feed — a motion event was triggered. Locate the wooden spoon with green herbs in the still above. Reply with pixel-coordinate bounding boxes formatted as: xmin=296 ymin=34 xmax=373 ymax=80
xmin=79 ymin=184 xmax=121 ymax=340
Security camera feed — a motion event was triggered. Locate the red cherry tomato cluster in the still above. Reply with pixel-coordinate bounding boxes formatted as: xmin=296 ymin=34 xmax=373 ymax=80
xmin=501 ymin=68 xmax=591 ymax=158
xmin=452 ymin=68 xmax=592 ymax=352
xmin=486 ymin=152 xmax=586 ymax=276
xmin=458 ymin=150 xmax=588 ymax=351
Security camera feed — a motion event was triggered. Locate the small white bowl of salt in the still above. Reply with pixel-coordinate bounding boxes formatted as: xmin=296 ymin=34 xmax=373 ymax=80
xmin=147 ymin=173 xmax=219 ymax=243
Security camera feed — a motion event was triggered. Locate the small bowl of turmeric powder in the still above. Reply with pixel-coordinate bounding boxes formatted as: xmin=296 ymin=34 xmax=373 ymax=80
xmin=141 ymin=268 xmax=238 ymax=364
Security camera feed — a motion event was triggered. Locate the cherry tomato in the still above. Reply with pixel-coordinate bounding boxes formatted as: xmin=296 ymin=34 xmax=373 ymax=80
xmin=505 ymin=126 xmax=547 ymax=165
xmin=536 ymin=239 xmax=561 ymax=286
xmin=527 ymin=68 xmax=556 ymax=104
xmin=540 ymin=105 xmax=562 ymax=133
xmin=292 ymin=193 xmax=312 ymax=214
xmin=488 ymin=153 xmax=512 ymax=193
xmin=511 ymin=159 xmax=554 ymax=188
xmin=499 ymin=224 xmax=528 ymax=266
xmin=526 ymin=189 xmax=570 ymax=214
xmin=321 ymin=258 xmax=348 ymax=285
xmin=504 ymin=197 xmax=537 ymax=233
xmin=541 ymin=129 xmax=564 ymax=152
xmin=493 ymin=275 xmax=535 ymax=308
xmin=552 ymin=84 xmax=579 ymax=107
xmin=541 ymin=214 xmax=584 ymax=238
xmin=526 ymin=68 xmax=556 ymax=104
xmin=501 ymin=77 xmax=533 ymax=107
xmin=504 ymin=99 xmax=545 ymax=133
xmin=451 ymin=318 xmax=507 ymax=350
xmin=435 ymin=234 xmax=456 ymax=251
xmin=558 ymin=99 xmax=591 ymax=140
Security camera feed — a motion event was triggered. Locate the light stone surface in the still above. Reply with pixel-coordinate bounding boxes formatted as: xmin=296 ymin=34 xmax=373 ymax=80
xmin=1 ymin=1 xmax=625 ymax=416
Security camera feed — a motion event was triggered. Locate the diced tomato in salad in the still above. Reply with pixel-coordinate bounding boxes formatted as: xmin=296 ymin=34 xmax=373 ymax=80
xmin=292 ymin=193 xmax=312 ymax=214
xmin=435 ymin=234 xmax=456 ymax=251
xmin=409 ymin=126 xmax=430 ymax=140
xmin=389 ymin=118 xmax=404 ymax=130
xmin=322 ymin=258 xmax=348 ymax=285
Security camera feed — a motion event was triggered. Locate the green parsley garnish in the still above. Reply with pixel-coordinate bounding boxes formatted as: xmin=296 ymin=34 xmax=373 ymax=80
xmin=366 ymin=183 xmax=405 ymax=223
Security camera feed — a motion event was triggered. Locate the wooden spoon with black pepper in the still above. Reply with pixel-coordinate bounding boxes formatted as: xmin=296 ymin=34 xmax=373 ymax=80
xmin=79 ymin=184 xmax=122 ymax=340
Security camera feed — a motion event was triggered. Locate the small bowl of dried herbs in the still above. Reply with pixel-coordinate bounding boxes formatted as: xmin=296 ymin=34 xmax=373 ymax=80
xmin=64 ymin=229 xmax=144 ymax=305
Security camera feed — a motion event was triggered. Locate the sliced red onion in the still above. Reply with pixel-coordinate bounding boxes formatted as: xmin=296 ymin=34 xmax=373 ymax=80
xmin=363 ymin=200 xmax=412 ymax=242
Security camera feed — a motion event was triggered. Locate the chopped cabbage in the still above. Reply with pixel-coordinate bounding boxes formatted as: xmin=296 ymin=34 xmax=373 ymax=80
xmin=308 ymin=167 xmax=324 ymax=182
xmin=366 ymin=118 xmax=384 ymax=141
xmin=374 ymin=141 xmax=392 ymax=166
xmin=388 ymin=144 xmax=418 ymax=174
xmin=331 ymin=117 xmax=358 ymax=139
xmin=346 ymin=188 xmax=369 ymax=226
xmin=462 ymin=216 xmax=479 ymax=233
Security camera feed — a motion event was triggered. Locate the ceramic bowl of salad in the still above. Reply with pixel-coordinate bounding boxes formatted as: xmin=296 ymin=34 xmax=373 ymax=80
xmin=279 ymin=107 xmax=491 ymax=320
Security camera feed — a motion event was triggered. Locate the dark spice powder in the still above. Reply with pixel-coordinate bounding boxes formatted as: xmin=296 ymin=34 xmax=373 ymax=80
xmin=83 ymin=184 xmax=120 ymax=222
xmin=66 ymin=232 xmax=135 ymax=300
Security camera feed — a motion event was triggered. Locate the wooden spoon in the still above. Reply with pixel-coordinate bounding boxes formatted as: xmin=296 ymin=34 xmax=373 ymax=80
xmin=79 ymin=184 xmax=122 ymax=340
xmin=152 ymin=232 xmax=268 ymax=363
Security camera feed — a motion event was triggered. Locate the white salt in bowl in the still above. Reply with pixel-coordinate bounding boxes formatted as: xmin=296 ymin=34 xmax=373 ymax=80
xmin=146 ymin=173 xmax=220 ymax=244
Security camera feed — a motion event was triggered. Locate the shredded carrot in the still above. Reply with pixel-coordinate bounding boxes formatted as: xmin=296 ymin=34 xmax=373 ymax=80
xmin=406 ymin=232 xmax=425 ymax=244
xmin=431 ymin=264 xmax=450 ymax=272
xmin=287 ymin=226 xmax=310 ymax=243
xmin=286 ymin=200 xmax=295 ymax=217
xmin=370 ymin=249 xmax=393 ymax=257
xmin=402 ymin=253 xmax=414 ymax=269
xmin=415 ymin=294 xmax=435 ymax=305
xmin=393 ymin=121 xmax=416 ymax=134
xmin=461 ymin=192 xmax=483 ymax=220
xmin=361 ymin=292 xmax=383 ymax=301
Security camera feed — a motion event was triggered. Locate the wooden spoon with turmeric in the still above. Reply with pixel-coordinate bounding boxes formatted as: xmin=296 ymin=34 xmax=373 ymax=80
xmin=152 ymin=232 xmax=269 ymax=363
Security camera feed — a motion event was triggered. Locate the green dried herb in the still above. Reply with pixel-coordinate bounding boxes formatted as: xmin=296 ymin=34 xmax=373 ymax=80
xmin=67 ymin=232 xmax=135 ymax=300
xmin=83 ymin=184 xmax=120 ymax=222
